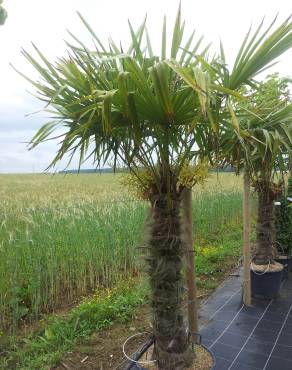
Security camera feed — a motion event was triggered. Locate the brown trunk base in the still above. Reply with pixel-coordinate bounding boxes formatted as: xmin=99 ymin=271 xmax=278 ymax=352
xmin=153 ymin=343 xmax=194 ymax=370
xmin=140 ymin=344 xmax=213 ymax=370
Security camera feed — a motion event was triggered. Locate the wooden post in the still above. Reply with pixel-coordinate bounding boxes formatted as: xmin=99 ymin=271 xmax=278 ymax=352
xmin=182 ymin=187 xmax=198 ymax=344
xmin=243 ymin=171 xmax=251 ymax=306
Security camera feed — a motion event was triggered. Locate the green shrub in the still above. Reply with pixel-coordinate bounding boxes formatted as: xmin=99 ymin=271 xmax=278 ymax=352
xmin=275 ymin=179 xmax=292 ymax=255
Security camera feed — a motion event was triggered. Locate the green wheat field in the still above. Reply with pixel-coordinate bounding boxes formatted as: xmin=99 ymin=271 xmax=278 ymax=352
xmin=0 ymin=172 xmax=245 ymax=332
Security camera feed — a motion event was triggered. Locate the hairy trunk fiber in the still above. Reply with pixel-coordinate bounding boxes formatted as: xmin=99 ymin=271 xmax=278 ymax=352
xmin=147 ymin=187 xmax=193 ymax=370
xmin=254 ymin=184 xmax=275 ymax=265
xmin=182 ymin=188 xmax=198 ymax=345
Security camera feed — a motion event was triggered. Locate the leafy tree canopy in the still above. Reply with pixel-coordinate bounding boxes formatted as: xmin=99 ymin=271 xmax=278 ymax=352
xmin=0 ymin=0 xmax=7 ymax=25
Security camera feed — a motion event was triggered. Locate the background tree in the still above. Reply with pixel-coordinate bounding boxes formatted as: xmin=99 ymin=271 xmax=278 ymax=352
xmin=0 ymin=0 xmax=7 ymax=25
xmin=275 ymin=186 xmax=292 ymax=257
xmin=16 ymin=8 xmax=292 ymax=369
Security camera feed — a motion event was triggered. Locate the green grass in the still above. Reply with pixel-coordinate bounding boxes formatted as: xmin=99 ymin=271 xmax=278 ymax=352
xmin=0 ymin=173 xmax=247 ymax=332
xmin=0 ymin=279 xmax=147 ymax=370
xmin=0 ymin=201 xmax=145 ymax=330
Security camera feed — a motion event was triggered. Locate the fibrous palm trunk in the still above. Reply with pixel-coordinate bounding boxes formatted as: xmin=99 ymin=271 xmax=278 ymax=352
xmin=254 ymin=184 xmax=276 ymax=265
xmin=147 ymin=181 xmax=193 ymax=370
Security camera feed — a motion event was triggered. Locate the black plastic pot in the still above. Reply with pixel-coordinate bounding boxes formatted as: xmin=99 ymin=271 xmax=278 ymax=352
xmin=251 ymin=269 xmax=283 ymax=299
xmin=275 ymin=256 xmax=290 ymax=281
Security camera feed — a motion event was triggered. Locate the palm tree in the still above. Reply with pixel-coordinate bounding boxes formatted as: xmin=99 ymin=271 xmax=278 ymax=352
xmin=170 ymin=21 xmax=292 ymax=273
xmin=16 ymin=9 xmax=214 ymax=368
xmin=218 ymin=76 xmax=292 ymax=266
xmin=16 ymin=7 xmax=292 ymax=369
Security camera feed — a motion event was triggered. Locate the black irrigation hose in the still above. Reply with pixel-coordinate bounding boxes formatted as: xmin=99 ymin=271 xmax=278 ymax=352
xmin=125 ymin=336 xmax=155 ymax=370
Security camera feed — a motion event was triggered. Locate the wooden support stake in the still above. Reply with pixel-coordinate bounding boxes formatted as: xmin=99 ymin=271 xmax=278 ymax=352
xmin=182 ymin=187 xmax=198 ymax=344
xmin=243 ymin=171 xmax=251 ymax=306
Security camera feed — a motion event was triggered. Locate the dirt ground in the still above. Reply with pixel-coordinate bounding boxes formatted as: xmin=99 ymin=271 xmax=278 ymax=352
xmin=52 ymin=306 xmax=152 ymax=370
xmin=52 ymin=295 xmax=214 ymax=370
xmin=52 ymin=305 xmax=213 ymax=370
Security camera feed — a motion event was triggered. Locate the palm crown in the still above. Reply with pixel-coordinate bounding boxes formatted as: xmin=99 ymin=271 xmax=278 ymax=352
xmin=17 ymin=8 xmax=214 ymax=195
xmin=218 ymin=75 xmax=292 ymax=181
xmin=15 ymin=9 xmax=292 ymax=190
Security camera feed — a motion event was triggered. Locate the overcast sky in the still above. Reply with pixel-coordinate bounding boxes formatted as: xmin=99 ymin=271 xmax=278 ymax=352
xmin=0 ymin=0 xmax=292 ymax=173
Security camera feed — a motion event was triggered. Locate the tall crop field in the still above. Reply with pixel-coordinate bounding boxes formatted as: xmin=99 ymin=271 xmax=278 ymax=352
xmin=0 ymin=173 xmax=245 ymax=332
